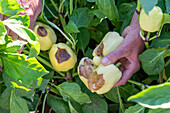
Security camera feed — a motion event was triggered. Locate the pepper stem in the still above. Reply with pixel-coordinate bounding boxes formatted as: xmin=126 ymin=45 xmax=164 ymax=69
xmin=115 ymin=62 xmax=122 ymax=68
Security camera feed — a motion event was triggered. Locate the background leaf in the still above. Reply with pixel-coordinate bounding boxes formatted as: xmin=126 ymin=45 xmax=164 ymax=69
xmin=95 ymin=0 xmax=119 ymax=23
xmin=0 ymin=88 xmax=11 ymax=110
xmin=0 ymin=0 xmax=25 ymax=16
xmin=6 ymin=15 xmax=30 ymax=27
xmin=139 ymin=49 xmax=165 ymax=75
xmin=118 ymin=2 xmax=136 ymax=34
xmin=57 ymin=82 xmax=91 ymax=105
xmin=149 ymin=108 xmax=170 ymax=113
xmin=76 ymin=27 xmax=90 ymax=54
xmin=1 ymin=54 xmax=48 ymax=82
xmin=64 ymin=20 xmax=80 ymax=33
xmin=3 ymin=18 xmax=40 ymax=55
xmin=139 ymin=0 xmax=158 ymax=15
xmin=47 ymin=94 xmax=70 ymax=113
xmin=104 ymin=84 xmax=139 ymax=103
xmin=128 ymin=83 xmax=170 ymax=109
xmin=10 ymin=90 xmax=29 ymax=113
xmin=165 ymin=0 xmax=170 ymax=14
xmin=125 ymin=104 xmax=145 ymax=113
xmin=151 ymin=32 xmax=170 ymax=49
xmin=0 ymin=21 xmax=6 ymax=44
xmin=82 ymin=94 xmax=108 ymax=113
xmin=69 ymin=7 xmax=92 ymax=28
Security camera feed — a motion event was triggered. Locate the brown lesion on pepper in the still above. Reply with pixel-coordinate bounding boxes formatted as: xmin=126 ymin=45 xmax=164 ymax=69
xmin=79 ymin=58 xmax=94 ymax=79
xmin=88 ymin=71 xmax=105 ymax=91
xmin=55 ymin=48 xmax=71 ymax=63
xmin=94 ymin=41 xmax=104 ymax=57
xmin=37 ymin=26 xmax=47 ymax=37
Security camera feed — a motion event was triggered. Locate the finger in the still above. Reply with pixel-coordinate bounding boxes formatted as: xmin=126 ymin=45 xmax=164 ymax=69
xmin=101 ymin=48 xmax=127 ymax=65
xmin=113 ymin=60 xmax=140 ymax=87
xmin=122 ymin=26 xmax=132 ymax=38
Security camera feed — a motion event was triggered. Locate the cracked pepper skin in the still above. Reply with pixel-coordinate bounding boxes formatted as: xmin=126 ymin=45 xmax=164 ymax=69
xmin=78 ymin=57 xmax=97 ymax=88
xmin=88 ymin=64 xmax=122 ymax=94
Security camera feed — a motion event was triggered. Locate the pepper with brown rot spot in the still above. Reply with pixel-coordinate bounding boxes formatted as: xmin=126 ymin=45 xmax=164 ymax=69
xmin=49 ymin=43 xmax=77 ymax=71
xmin=93 ymin=32 xmax=124 ymax=66
xmin=88 ymin=64 xmax=122 ymax=94
xmin=78 ymin=57 xmax=97 ymax=88
xmin=33 ymin=22 xmax=57 ymax=50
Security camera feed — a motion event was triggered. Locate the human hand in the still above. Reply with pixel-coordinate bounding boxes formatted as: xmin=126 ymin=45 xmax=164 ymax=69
xmin=101 ymin=12 xmax=145 ymax=87
xmin=0 ymin=0 xmax=42 ymax=53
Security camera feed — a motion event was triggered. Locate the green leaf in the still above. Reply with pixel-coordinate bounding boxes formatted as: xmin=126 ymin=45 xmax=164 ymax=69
xmin=149 ymin=108 xmax=170 ymax=113
xmin=1 ymin=53 xmax=48 ymax=82
xmin=57 ymin=82 xmax=91 ymax=105
xmin=0 ymin=35 xmax=13 ymax=53
xmin=95 ymin=0 xmax=119 ymax=23
xmin=162 ymin=13 xmax=170 ymax=25
xmin=118 ymin=2 xmax=136 ymax=33
xmin=7 ymin=15 xmax=30 ymax=27
xmin=0 ymin=88 xmax=11 ymax=110
xmin=139 ymin=49 xmax=165 ymax=75
xmin=89 ymin=19 xmax=109 ymax=43
xmin=85 ymin=47 xmax=93 ymax=59
xmin=10 ymin=90 xmax=29 ymax=113
xmin=0 ymin=0 xmax=25 ymax=16
xmin=104 ymin=84 xmax=139 ymax=103
xmin=128 ymin=83 xmax=170 ymax=109
xmin=165 ymin=61 xmax=170 ymax=78
xmin=64 ymin=20 xmax=80 ymax=33
xmin=70 ymin=7 xmax=92 ymax=28
xmin=47 ymin=94 xmax=70 ymax=113
xmin=165 ymin=0 xmax=170 ymax=14
xmin=3 ymin=19 xmax=40 ymax=55
xmin=157 ymin=0 xmax=166 ymax=12
xmin=139 ymin=0 xmax=158 ymax=15
xmin=95 ymin=0 xmax=119 ymax=22
xmin=5 ymin=40 xmax=27 ymax=53
xmin=104 ymin=88 xmax=119 ymax=103
xmin=39 ymin=79 xmax=50 ymax=93
xmin=11 ymin=81 xmax=31 ymax=91
xmin=76 ymin=28 xmax=90 ymax=54
xmin=0 ymin=21 xmax=7 ymax=45
xmin=164 ymin=49 xmax=170 ymax=58
xmin=68 ymin=100 xmax=83 ymax=113
xmin=125 ymin=104 xmax=145 ymax=113
xmin=0 ymin=108 xmax=9 ymax=113
xmin=119 ymin=84 xmax=139 ymax=101
xmin=151 ymin=32 xmax=170 ymax=49
xmin=90 ymin=10 xmax=106 ymax=19
xmin=82 ymin=94 xmax=108 ymax=113
xmin=68 ymin=101 xmax=78 ymax=113
xmin=87 ymin=0 xmax=95 ymax=2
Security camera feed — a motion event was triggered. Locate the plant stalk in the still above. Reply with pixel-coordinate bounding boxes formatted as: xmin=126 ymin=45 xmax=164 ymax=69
xmin=42 ymin=90 xmax=49 ymax=113
xmin=117 ymin=87 xmax=125 ymax=113
xmin=34 ymin=92 xmax=43 ymax=113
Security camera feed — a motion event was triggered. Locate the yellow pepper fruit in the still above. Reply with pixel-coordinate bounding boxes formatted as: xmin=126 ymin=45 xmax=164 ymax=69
xmin=49 ymin=43 xmax=77 ymax=71
xmin=139 ymin=6 xmax=163 ymax=32
xmin=78 ymin=57 xmax=97 ymax=88
xmin=88 ymin=64 xmax=122 ymax=94
xmin=93 ymin=32 xmax=124 ymax=66
xmin=33 ymin=22 xmax=57 ymax=50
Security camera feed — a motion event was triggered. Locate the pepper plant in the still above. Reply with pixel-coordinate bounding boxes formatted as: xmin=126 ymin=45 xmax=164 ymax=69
xmin=0 ymin=0 xmax=170 ymax=113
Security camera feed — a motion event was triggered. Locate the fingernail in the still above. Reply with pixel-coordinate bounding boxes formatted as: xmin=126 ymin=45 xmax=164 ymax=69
xmin=101 ymin=57 xmax=111 ymax=65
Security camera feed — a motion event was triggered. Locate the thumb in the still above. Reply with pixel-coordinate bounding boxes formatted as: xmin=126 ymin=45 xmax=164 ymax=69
xmin=101 ymin=49 xmax=125 ymax=65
